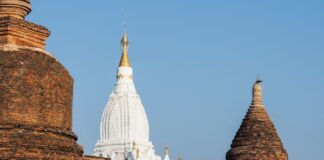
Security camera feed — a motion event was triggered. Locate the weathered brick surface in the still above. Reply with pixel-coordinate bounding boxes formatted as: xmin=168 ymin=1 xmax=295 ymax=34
xmin=0 ymin=127 xmax=83 ymax=159
xmin=0 ymin=49 xmax=84 ymax=159
xmin=0 ymin=17 xmax=50 ymax=49
xmin=0 ymin=0 xmax=31 ymax=20
xmin=0 ymin=1 xmax=105 ymax=159
xmin=226 ymin=105 xmax=288 ymax=160
xmin=226 ymin=81 xmax=288 ymax=160
xmin=0 ymin=50 xmax=73 ymax=131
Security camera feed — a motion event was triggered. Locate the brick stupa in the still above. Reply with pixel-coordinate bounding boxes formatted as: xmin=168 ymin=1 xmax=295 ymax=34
xmin=0 ymin=1 xmax=108 ymax=159
xmin=226 ymin=80 xmax=288 ymax=160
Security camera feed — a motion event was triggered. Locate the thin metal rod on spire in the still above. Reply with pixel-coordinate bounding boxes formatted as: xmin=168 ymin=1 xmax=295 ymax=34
xmin=256 ymin=74 xmax=262 ymax=83
xmin=123 ymin=12 xmax=127 ymax=33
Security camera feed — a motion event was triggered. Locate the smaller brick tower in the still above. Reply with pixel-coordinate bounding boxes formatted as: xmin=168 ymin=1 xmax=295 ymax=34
xmin=226 ymin=80 xmax=288 ymax=160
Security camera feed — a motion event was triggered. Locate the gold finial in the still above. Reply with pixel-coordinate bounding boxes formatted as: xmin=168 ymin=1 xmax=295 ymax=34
xmin=165 ymin=145 xmax=169 ymax=156
xmin=252 ymin=79 xmax=263 ymax=105
xmin=119 ymin=32 xmax=131 ymax=67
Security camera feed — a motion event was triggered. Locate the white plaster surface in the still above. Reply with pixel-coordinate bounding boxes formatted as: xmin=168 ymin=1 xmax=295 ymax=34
xmin=94 ymin=66 xmax=161 ymax=160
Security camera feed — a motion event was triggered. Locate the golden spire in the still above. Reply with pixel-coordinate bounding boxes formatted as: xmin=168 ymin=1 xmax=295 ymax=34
xmin=119 ymin=32 xmax=131 ymax=67
xmin=165 ymin=145 xmax=169 ymax=156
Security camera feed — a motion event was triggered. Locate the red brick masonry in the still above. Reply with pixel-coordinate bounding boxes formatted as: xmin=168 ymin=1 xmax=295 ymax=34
xmin=226 ymin=104 xmax=288 ymax=160
xmin=0 ymin=50 xmax=84 ymax=159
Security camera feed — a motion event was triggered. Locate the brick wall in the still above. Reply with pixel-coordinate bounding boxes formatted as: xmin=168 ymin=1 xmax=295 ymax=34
xmin=0 ymin=49 xmax=84 ymax=159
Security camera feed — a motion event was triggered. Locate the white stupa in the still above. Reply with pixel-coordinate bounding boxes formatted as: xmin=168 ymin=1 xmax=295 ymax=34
xmin=94 ymin=33 xmax=161 ymax=160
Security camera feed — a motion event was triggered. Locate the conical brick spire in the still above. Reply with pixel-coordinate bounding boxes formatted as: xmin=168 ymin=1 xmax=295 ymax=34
xmin=226 ymin=80 xmax=288 ymax=160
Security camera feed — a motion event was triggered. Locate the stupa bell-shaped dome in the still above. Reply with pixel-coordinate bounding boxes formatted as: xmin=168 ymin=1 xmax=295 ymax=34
xmin=94 ymin=33 xmax=160 ymax=160
xmin=99 ymin=33 xmax=149 ymax=144
xmin=99 ymin=85 xmax=150 ymax=143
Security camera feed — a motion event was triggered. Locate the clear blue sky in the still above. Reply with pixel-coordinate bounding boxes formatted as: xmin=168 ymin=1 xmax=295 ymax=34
xmin=29 ymin=0 xmax=324 ymax=159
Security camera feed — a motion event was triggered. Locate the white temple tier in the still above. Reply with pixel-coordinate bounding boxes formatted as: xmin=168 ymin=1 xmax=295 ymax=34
xmin=94 ymin=33 xmax=161 ymax=160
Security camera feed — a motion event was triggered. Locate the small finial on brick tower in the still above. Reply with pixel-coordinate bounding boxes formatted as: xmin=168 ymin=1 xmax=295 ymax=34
xmin=0 ymin=0 xmax=31 ymax=19
xmin=252 ymin=79 xmax=263 ymax=105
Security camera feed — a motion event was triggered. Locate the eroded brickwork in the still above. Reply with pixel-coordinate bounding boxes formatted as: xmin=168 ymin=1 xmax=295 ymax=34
xmin=0 ymin=50 xmax=73 ymax=131
xmin=84 ymin=155 xmax=111 ymax=160
xmin=0 ymin=0 xmax=105 ymax=159
xmin=0 ymin=17 xmax=50 ymax=49
xmin=226 ymin=105 xmax=288 ymax=160
xmin=0 ymin=127 xmax=83 ymax=159
xmin=226 ymin=81 xmax=288 ymax=160
xmin=0 ymin=49 xmax=84 ymax=159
